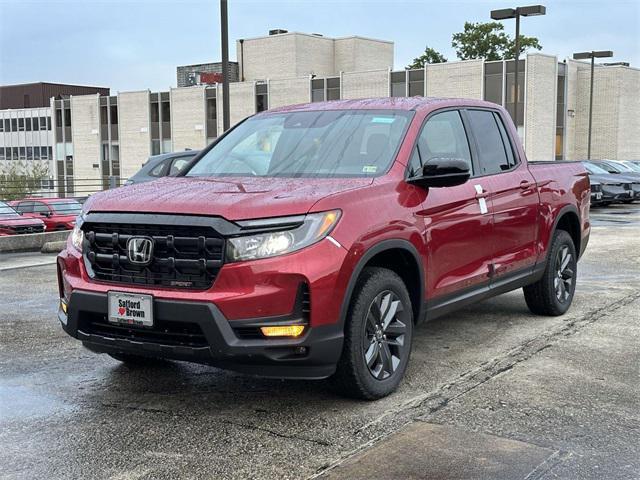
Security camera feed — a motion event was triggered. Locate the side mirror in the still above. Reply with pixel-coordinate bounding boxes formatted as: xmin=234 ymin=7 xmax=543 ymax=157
xmin=408 ymin=157 xmax=471 ymax=188
xmin=39 ymin=211 xmax=51 ymax=217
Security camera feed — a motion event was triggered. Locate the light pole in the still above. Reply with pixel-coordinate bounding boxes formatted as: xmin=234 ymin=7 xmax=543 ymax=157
xmin=573 ymin=50 xmax=613 ymax=159
xmin=220 ymin=0 xmax=230 ymax=131
xmin=491 ymin=5 xmax=546 ymax=133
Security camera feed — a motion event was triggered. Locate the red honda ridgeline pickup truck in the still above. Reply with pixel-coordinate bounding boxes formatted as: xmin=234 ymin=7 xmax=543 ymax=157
xmin=57 ymin=98 xmax=590 ymax=399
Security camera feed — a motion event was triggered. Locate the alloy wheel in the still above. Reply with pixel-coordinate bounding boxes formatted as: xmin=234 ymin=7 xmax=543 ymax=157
xmin=554 ymin=245 xmax=574 ymax=303
xmin=362 ymin=290 xmax=407 ymax=380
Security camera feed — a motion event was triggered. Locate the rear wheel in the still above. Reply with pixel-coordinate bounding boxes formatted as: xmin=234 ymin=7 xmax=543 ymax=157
xmin=331 ymin=267 xmax=413 ymax=400
xmin=523 ymin=229 xmax=577 ymax=316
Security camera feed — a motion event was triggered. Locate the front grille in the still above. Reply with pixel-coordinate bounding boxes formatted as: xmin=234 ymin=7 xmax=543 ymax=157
xmin=83 ymin=222 xmax=224 ymax=289
xmin=11 ymin=224 xmax=45 ymax=234
xmin=79 ymin=312 xmax=208 ymax=347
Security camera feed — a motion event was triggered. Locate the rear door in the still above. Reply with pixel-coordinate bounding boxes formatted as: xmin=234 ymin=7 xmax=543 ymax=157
xmin=411 ymin=109 xmax=495 ymax=299
xmin=465 ymin=109 xmax=539 ymax=279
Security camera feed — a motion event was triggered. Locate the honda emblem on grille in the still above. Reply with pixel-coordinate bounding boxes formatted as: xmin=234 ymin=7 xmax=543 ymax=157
xmin=127 ymin=237 xmax=154 ymax=265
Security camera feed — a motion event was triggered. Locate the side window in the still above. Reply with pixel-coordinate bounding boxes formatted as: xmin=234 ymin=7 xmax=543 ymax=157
xmin=410 ymin=110 xmax=472 ymax=177
xmin=32 ymin=202 xmax=49 ymax=214
xmin=169 ymin=155 xmax=195 ymax=175
xmin=467 ymin=110 xmax=510 ymax=175
xmin=149 ymin=160 xmax=169 ymax=177
xmin=16 ymin=202 xmax=34 ymax=214
xmin=493 ymin=112 xmax=517 ymax=167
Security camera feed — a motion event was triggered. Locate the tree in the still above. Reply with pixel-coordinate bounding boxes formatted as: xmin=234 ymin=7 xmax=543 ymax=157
xmin=0 ymin=161 xmax=50 ymax=201
xmin=452 ymin=21 xmax=541 ymax=61
xmin=407 ymin=46 xmax=447 ymax=69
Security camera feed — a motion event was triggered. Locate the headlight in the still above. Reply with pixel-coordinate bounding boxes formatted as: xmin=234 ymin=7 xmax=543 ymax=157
xmin=70 ymin=215 xmax=85 ymax=252
xmin=227 ymin=210 xmax=341 ymax=262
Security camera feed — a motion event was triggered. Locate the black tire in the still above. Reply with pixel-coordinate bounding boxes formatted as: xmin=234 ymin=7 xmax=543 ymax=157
xmin=523 ymin=229 xmax=577 ymax=316
xmin=331 ymin=267 xmax=414 ymax=400
xmin=108 ymin=353 xmax=170 ymax=367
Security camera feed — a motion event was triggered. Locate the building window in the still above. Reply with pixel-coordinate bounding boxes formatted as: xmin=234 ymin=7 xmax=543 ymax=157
xmin=18 ymin=118 xmax=25 ymax=131
xmin=11 ymin=118 xmax=17 ymax=131
xmin=34 ymin=146 xmax=40 ymax=159
xmin=4 ymin=119 xmax=9 ymax=132
xmin=40 ymin=117 xmax=48 ymax=130
xmin=505 ymin=59 xmax=525 ymax=127
xmin=555 ymin=63 xmax=567 ymax=160
xmin=13 ymin=147 xmax=18 ymax=160
xmin=110 ymin=104 xmax=118 ymax=124
xmin=326 ymin=77 xmax=340 ymax=100
xmin=26 ymin=117 xmax=32 ymax=131
xmin=0 ymin=119 xmax=3 ymax=132
xmin=256 ymin=82 xmax=268 ymax=112
xmin=33 ymin=117 xmax=39 ymax=130
xmin=390 ymin=71 xmax=406 ymax=97
xmin=206 ymin=89 xmax=217 ymax=140
xmin=311 ymin=78 xmax=324 ymax=102
xmin=27 ymin=147 xmax=33 ymax=160
xmin=484 ymin=61 xmax=504 ymax=106
xmin=408 ymin=69 xmax=424 ymax=97
xmin=19 ymin=147 xmax=26 ymax=159
xmin=0 ymin=147 xmax=4 ymax=160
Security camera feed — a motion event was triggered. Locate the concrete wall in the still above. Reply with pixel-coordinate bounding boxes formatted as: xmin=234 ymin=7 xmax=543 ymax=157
xmin=268 ymin=77 xmax=310 ymax=108
xmin=117 ymin=91 xmax=151 ymax=179
xmin=426 ymin=60 xmax=484 ymax=99
xmin=342 ymin=69 xmax=390 ymax=99
xmin=238 ymin=33 xmax=394 ymax=81
xmin=334 ymin=37 xmax=394 ymax=73
xmin=615 ymin=67 xmax=640 ymax=160
xmin=70 ymin=94 xmax=101 ymax=191
xmin=0 ymin=230 xmax=69 ymax=253
xmin=170 ymin=86 xmax=206 ymax=151
xmin=524 ymin=54 xmax=558 ymax=160
xmin=218 ymin=82 xmax=256 ymax=132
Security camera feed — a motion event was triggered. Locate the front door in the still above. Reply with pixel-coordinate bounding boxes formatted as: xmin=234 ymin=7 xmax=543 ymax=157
xmin=410 ymin=110 xmax=495 ymax=300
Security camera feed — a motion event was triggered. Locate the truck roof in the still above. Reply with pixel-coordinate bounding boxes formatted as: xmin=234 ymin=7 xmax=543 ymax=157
xmin=267 ymin=97 xmax=498 ymax=114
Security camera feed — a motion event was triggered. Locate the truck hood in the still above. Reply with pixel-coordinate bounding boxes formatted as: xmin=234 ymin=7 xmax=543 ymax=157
xmin=84 ymin=176 xmax=373 ymax=220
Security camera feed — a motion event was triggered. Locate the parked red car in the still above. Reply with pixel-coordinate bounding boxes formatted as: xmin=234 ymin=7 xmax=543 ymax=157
xmin=0 ymin=201 xmax=46 ymax=236
xmin=10 ymin=197 xmax=82 ymax=231
xmin=57 ymin=98 xmax=590 ymax=399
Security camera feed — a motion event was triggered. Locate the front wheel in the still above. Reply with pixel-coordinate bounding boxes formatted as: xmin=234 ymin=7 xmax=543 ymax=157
xmin=331 ymin=267 xmax=413 ymax=400
xmin=523 ymin=229 xmax=577 ymax=316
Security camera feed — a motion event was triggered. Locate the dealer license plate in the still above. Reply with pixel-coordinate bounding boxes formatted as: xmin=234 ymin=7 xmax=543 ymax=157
xmin=595 ymin=192 xmax=602 ymax=200
xmin=108 ymin=292 xmax=154 ymax=327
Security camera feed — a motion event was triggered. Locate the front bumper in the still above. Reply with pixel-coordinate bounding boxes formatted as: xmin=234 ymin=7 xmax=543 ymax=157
xmin=60 ymin=290 xmax=343 ymax=379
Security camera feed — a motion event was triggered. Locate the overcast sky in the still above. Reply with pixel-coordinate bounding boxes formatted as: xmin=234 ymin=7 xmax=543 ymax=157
xmin=1 ymin=0 xmax=638 ymax=92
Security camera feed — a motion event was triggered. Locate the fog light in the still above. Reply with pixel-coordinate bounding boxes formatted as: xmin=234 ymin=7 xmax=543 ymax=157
xmin=60 ymin=299 xmax=68 ymax=314
xmin=260 ymin=325 xmax=305 ymax=338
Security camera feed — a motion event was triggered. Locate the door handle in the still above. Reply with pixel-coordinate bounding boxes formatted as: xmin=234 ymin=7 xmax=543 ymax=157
xmin=520 ymin=180 xmax=533 ymax=190
xmin=474 ymin=184 xmax=488 ymax=199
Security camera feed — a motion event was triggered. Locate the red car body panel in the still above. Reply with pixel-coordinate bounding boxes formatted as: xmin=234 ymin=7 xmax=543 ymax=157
xmin=10 ymin=197 xmax=79 ymax=231
xmin=56 ymin=97 xmax=590 ymax=378
xmin=0 ymin=215 xmax=45 ymax=236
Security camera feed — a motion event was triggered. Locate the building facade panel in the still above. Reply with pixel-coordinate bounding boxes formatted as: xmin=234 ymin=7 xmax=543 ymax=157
xmin=269 ymin=78 xmax=311 ymax=108
xmin=69 ymin=95 xmax=100 ymax=191
xmin=426 ymin=60 xmax=484 ymax=99
xmin=342 ymin=69 xmax=389 ymax=99
xmin=238 ymin=34 xmax=299 ymax=81
xmin=615 ymin=67 xmax=640 ymax=159
xmin=334 ymin=37 xmax=394 ymax=73
xmin=117 ymin=91 xmax=151 ymax=179
xmin=524 ymin=54 xmax=558 ymax=160
xmin=226 ymin=82 xmax=257 ymax=128
xmin=170 ymin=86 xmax=207 ymax=151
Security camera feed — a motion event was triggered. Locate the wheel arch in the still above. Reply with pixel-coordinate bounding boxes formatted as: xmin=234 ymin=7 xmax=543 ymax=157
xmin=339 ymin=240 xmax=425 ymax=328
xmin=551 ymin=205 xmax=581 ymax=257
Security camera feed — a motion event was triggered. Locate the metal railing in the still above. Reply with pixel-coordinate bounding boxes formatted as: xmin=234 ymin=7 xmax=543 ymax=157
xmin=0 ymin=176 xmax=126 ymax=203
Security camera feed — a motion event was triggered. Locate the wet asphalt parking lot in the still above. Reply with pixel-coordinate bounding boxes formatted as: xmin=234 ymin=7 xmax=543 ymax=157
xmin=1 ymin=203 xmax=639 ymax=480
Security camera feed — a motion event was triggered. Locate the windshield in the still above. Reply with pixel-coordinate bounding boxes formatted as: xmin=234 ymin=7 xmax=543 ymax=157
xmin=623 ymin=162 xmax=640 ymax=172
xmin=601 ymin=162 xmax=629 ymax=173
xmin=583 ymin=162 xmax=610 ymax=175
xmin=49 ymin=200 xmax=82 ymax=215
xmin=187 ymin=110 xmax=413 ymax=178
xmin=0 ymin=201 xmax=19 ymax=217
